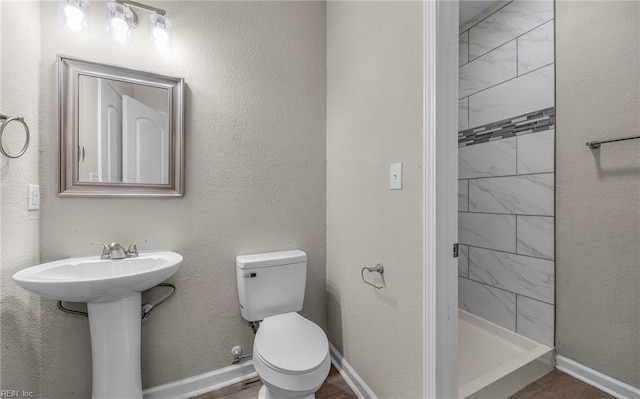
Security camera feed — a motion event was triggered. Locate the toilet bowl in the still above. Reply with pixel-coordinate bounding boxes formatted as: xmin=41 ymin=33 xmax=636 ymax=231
xmin=235 ymin=250 xmax=330 ymax=398
xmin=253 ymin=313 xmax=330 ymax=399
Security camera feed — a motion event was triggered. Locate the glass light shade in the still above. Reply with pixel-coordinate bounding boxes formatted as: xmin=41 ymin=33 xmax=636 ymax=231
xmin=106 ymin=2 xmax=135 ymax=43
xmin=149 ymin=14 xmax=172 ymax=52
xmin=59 ymin=0 xmax=88 ymax=33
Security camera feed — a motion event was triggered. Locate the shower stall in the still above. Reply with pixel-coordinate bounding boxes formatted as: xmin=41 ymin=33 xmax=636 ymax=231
xmin=456 ymin=1 xmax=556 ymax=396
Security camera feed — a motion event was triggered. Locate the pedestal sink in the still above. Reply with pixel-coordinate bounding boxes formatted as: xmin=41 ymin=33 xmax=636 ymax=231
xmin=13 ymin=251 xmax=183 ymax=399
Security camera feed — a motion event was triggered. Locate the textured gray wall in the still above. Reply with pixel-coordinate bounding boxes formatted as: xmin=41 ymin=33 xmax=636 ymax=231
xmin=556 ymin=0 xmax=640 ymax=388
xmin=326 ymin=2 xmax=424 ymax=397
xmin=0 ymin=1 xmax=42 ymax=396
xmin=36 ymin=1 xmax=326 ymax=396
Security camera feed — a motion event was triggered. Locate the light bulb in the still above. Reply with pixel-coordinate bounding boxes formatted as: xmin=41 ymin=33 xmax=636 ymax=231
xmin=106 ymin=2 xmax=134 ymax=43
xmin=65 ymin=9 xmax=85 ymax=32
xmin=153 ymin=27 xmax=168 ymax=41
xmin=60 ymin=0 xmax=88 ymax=33
xmin=152 ymin=27 xmax=170 ymax=51
xmin=149 ymin=14 xmax=172 ymax=52
xmin=110 ymin=17 xmax=130 ymax=43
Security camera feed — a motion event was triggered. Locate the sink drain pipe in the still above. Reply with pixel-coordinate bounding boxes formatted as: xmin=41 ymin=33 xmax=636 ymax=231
xmin=56 ymin=283 xmax=177 ymax=322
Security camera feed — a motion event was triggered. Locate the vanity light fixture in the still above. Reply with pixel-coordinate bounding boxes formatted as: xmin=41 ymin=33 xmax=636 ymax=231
xmin=59 ymin=0 xmax=89 ymax=33
xmin=105 ymin=1 xmax=173 ymax=51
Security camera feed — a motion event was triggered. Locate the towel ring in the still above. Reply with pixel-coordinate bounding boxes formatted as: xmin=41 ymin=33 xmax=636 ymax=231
xmin=0 ymin=114 xmax=30 ymax=159
xmin=361 ymin=263 xmax=384 ymax=289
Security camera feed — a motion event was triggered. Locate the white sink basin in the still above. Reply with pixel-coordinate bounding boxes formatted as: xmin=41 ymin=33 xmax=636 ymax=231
xmin=12 ymin=250 xmax=183 ymax=399
xmin=13 ymin=251 xmax=182 ymax=303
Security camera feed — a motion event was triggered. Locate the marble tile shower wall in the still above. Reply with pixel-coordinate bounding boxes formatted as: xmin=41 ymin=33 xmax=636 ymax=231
xmin=457 ymin=0 xmax=555 ymax=346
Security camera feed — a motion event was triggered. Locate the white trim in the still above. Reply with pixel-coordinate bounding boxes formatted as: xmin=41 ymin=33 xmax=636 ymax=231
xmin=423 ymin=0 xmax=459 ymax=397
xmin=556 ymin=356 xmax=640 ymax=399
xmin=329 ymin=343 xmax=378 ymax=399
xmin=142 ymin=361 xmax=257 ymax=399
xmin=142 ymin=345 xmax=376 ymax=399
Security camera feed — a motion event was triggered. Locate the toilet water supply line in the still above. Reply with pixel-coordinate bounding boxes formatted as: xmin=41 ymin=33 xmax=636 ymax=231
xmin=231 ymin=321 xmax=260 ymax=364
xmin=56 ymin=283 xmax=177 ymax=322
xmin=232 ymin=345 xmax=253 ymax=364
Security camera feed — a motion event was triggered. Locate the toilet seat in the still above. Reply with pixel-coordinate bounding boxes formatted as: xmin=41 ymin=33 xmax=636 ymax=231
xmin=254 ymin=312 xmax=329 ymax=375
xmin=253 ymin=312 xmax=331 ymax=398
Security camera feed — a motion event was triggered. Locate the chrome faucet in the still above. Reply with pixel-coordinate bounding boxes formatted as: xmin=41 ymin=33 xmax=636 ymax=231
xmin=126 ymin=240 xmax=147 ymax=258
xmin=92 ymin=240 xmax=147 ymax=260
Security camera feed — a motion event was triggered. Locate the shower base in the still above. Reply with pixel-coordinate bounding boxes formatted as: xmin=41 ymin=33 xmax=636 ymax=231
xmin=458 ymin=310 xmax=554 ymax=399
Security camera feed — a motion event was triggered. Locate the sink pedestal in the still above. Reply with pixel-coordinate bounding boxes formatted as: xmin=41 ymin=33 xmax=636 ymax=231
xmin=87 ymin=293 xmax=142 ymax=399
xmin=12 ymin=250 xmax=183 ymax=399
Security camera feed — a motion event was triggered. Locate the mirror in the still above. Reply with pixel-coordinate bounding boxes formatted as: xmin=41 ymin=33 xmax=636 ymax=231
xmin=58 ymin=56 xmax=184 ymax=197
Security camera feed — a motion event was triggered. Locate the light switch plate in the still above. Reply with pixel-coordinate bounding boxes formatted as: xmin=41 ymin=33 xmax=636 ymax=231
xmin=28 ymin=184 xmax=40 ymax=211
xmin=390 ymin=163 xmax=402 ymax=190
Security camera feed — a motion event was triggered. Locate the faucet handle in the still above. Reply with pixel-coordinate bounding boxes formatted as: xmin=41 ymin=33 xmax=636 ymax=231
xmin=92 ymin=242 xmax=110 ymax=259
xmin=126 ymin=240 xmax=147 ymax=257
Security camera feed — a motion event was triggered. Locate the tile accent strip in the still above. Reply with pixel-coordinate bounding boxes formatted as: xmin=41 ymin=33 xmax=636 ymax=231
xmin=459 ymin=107 xmax=555 ymax=147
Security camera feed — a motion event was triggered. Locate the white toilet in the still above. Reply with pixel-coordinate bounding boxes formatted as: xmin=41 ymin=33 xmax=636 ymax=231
xmin=236 ymin=250 xmax=330 ymax=399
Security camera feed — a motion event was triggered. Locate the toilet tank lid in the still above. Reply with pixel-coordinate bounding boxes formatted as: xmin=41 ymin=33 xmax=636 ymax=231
xmin=236 ymin=250 xmax=306 ymax=270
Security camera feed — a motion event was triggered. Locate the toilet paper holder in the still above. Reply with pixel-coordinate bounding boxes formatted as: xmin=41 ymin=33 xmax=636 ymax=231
xmin=361 ymin=263 xmax=384 ymax=289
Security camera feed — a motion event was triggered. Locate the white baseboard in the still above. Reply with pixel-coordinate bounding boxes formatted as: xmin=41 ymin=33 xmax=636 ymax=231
xmin=143 ymin=343 xmax=376 ymax=399
xmin=556 ymin=355 xmax=640 ymax=399
xmin=329 ymin=343 xmax=378 ymax=399
xmin=142 ymin=360 xmax=257 ymax=399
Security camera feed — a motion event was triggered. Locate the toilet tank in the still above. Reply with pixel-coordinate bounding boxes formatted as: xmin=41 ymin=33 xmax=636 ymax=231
xmin=236 ymin=250 xmax=307 ymax=322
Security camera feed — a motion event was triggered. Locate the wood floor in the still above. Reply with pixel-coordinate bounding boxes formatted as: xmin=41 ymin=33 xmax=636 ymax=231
xmin=192 ymin=366 xmax=357 ymax=399
xmin=510 ymin=369 xmax=615 ymax=399
xmin=194 ymin=367 xmax=613 ymax=399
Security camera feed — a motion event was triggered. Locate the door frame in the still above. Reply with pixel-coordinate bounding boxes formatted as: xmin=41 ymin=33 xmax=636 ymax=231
xmin=423 ymin=0 xmax=459 ymax=397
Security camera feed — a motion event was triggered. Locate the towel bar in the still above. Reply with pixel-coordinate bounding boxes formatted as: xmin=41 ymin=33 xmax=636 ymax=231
xmin=586 ymin=134 xmax=640 ymax=149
